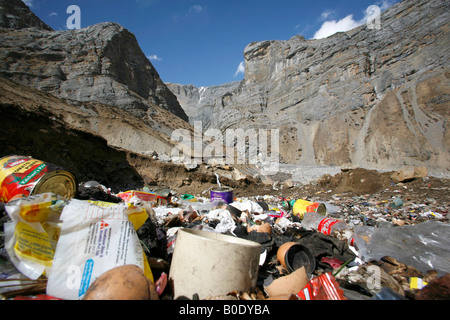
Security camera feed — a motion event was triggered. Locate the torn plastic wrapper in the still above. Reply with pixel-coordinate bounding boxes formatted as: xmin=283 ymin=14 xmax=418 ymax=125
xmin=273 ymin=216 xmax=301 ymax=234
xmin=4 ymin=193 xmax=67 ymax=280
xmin=229 ymin=200 xmax=264 ymax=214
xmin=203 ymin=208 xmax=236 ymax=233
xmin=117 ymin=189 xmax=171 ymax=206
xmin=153 ymin=206 xmax=184 ymax=225
xmin=297 ymin=272 xmax=347 ymax=300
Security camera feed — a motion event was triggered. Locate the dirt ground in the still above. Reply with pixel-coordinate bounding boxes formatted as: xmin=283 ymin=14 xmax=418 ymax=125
xmin=131 ymin=157 xmax=449 ymax=219
xmin=1 ymin=101 xmax=448 ymax=206
xmin=1 ymin=81 xmax=449 ymax=302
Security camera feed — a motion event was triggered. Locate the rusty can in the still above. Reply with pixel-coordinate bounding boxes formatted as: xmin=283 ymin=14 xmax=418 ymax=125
xmin=0 ymin=155 xmax=78 ymax=203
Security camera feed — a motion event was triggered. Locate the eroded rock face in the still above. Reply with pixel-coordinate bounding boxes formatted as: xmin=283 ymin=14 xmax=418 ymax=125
xmin=0 ymin=0 xmax=187 ymax=122
xmin=166 ymin=81 xmax=241 ymax=126
xmin=0 ymin=75 xmax=182 ymax=169
xmin=0 ymin=0 xmax=52 ymax=31
xmin=0 ymin=0 xmax=194 ymax=160
xmin=168 ymin=0 xmax=450 ymax=173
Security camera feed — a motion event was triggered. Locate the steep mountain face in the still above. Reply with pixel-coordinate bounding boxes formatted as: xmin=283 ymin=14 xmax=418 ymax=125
xmin=166 ymin=81 xmax=241 ymax=126
xmin=0 ymin=76 xmax=261 ymax=193
xmin=0 ymin=0 xmax=52 ymax=31
xmin=0 ymin=0 xmax=187 ymax=122
xmin=168 ymin=0 xmax=449 ymax=173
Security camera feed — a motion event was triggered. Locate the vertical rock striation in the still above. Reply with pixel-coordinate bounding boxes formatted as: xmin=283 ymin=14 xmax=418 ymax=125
xmin=0 ymin=0 xmax=188 ymax=122
xmin=0 ymin=0 xmax=52 ymax=31
xmin=168 ymin=0 xmax=449 ymax=173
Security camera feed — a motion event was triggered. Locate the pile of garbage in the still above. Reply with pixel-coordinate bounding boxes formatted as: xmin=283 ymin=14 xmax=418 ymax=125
xmin=0 ymin=156 xmax=449 ymax=301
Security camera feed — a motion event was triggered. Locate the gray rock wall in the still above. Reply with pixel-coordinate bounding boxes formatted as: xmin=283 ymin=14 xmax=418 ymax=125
xmin=0 ymin=1 xmax=192 ymax=158
xmin=0 ymin=1 xmax=187 ymax=122
xmin=168 ymin=0 xmax=450 ymax=173
xmin=0 ymin=0 xmax=52 ymax=31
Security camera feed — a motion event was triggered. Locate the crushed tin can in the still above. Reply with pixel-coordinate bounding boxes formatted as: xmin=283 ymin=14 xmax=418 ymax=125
xmin=0 ymin=155 xmax=78 ymax=203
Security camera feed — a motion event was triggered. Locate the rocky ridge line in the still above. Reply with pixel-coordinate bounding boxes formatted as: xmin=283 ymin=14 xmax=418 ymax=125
xmin=0 ymin=0 xmax=188 ymax=123
xmin=167 ymin=0 xmax=449 ymax=174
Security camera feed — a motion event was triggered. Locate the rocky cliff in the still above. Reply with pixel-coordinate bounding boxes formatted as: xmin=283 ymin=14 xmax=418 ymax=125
xmin=0 ymin=1 xmax=258 ymax=188
xmin=0 ymin=76 xmax=261 ymax=193
xmin=0 ymin=0 xmax=197 ymax=163
xmin=0 ymin=0 xmax=52 ymax=31
xmin=168 ymin=0 xmax=449 ymax=173
xmin=166 ymin=81 xmax=241 ymax=126
xmin=0 ymin=0 xmax=187 ymax=122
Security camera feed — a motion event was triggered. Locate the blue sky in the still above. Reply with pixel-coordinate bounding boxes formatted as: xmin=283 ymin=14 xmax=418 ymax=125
xmin=24 ymin=0 xmax=400 ymax=87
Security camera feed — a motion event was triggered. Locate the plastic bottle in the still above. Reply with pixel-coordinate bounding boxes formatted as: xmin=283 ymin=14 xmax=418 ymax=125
xmin=301 ymin=212 xmax=348 ymax=235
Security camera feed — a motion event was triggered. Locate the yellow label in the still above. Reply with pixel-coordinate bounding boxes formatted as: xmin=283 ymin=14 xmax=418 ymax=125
xmin=17 ymin=193 xmax=63 ymax=222
xmin=86 ymin=200 xmax=118 ymax=207
xmin=14 ymin=221 xmax=55 ymax=267
xmin=128 ymin=210 xmax=149 ymax=230
xmin=0 ymin=157 xmax=42 ymax=182
xmin=86 ymin=200 xmax=149 ymax=230
xmin=410 ymin=277 xmax=428 ymax=290
xmin=293 ymin=199 xmax=312 ymax=219
xmin=143 ymin=254 xmax=154 ymax=283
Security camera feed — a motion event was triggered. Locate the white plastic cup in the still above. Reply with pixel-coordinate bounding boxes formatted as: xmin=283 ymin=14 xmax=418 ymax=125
xmin=169 ymin=228 xmax=261 ymax=299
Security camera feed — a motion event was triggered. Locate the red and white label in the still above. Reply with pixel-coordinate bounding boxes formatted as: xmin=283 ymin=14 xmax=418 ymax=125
xmin=318 ymin=218 xmax=339 ymax=235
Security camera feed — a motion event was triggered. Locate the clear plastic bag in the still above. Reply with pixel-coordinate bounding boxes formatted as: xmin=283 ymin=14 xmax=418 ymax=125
xmin=4 ymin=193 xmax=67 ymax=279
xmin=353 ymin=221 xmax=450 ymax=275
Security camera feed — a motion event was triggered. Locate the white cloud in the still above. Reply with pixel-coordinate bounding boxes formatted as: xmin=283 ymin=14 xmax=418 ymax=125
xmin=22 ymin=0 xmax=33 ymax=7
xmin=48 ymin=12 xmax=58 ymax=17
xmin=313 ymin=1 xmax=395 ymax=39
xmin=147 ymin=54 xmax=162 ymax=61
xmin=379 ymin=0 xmax=395 ymax=11
xmin=174 ymin=4 xmax=206 ymax=21
xmin=313 ymin=14 xmax=361 ymax=39
xmin=234 ymin=61 xmax=245 ymax=77
xmin=320 ymin=9 xmax=335 ymax=21
xmin=189 ymin=5 xmax=204 ymax=14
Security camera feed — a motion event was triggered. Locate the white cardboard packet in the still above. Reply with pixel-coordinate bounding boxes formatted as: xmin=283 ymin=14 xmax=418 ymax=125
xmin=46 ymin=199 xmax=152 ymax=300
